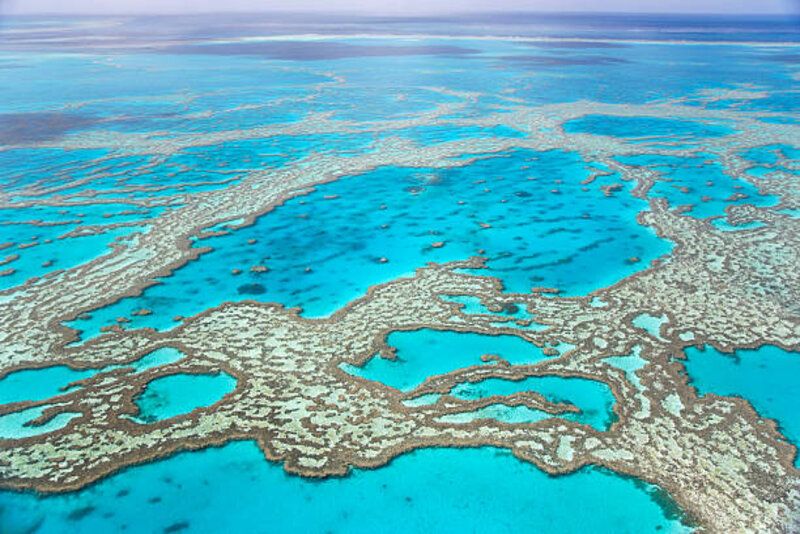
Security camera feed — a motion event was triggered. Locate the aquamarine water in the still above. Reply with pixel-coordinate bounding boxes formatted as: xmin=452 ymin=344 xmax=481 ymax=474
xmin=342 ymin=329 xmax=611 ymax=430
xmin=0 ymin=442 xmax=691 ymax=533
xmin=740 ymin=144 xmax=800 ymax=178
xmin=0 ymin=366 xmax=93 ymax=406
xmin=633 ymin=313 xmax=668 ymax=340
xmin=683 ymin=345 xmax=800 ymax=466
xmin=0 ymin=225 xmax=148 ymax=291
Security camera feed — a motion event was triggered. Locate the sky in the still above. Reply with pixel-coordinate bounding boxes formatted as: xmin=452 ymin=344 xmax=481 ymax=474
xmin=2 ymin=0 xmax=799 ymax=15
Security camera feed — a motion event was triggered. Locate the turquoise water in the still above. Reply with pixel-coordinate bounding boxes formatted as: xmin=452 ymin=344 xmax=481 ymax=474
xmin=0 ymin=442 xmax=691 ymax=533
xmin=741 ymin=144 xmax=800 ymax=165
xmin=342 ymin=329 xmax=553 ymax=392
xmin=779 ymin=209 xmax=800 ymax=218
xmin=397 ymin=124 xmax=526 ymax=145
xmin=449 ymin=375 xmax=616 ymax=430
xmin=131 ymin=372 xmax=237 ymax=423
xmin=605 ymin=348 xmax=647 ymax=385
xmin=124 ymin=347 xmax=186 ymax=373
xmin=0 ymin=348 xmax=194 ymax=437
xmin=0 ymin=366 xmax=93 ymax=406
xmin=0 ymin=405 xmax=81 ymax=439
xmin=438 ymin=403 xmax=556 ymax=424
xmin=633 ymin=313 xmax=668 ymax=340
xmin=683 ymin=345 xmax=800 ymax=466
xmin=0 ymin=225 xmax=148 ymax=291
xmin=711 ymin=219 xmax=767 ymax=232
xmin=67 ymin=149 xmax=671 ymax=340
xmin=740 ymin=144 xmax=800 ymax=178
xmin=564 ymin=115 xmax=733 ymax=144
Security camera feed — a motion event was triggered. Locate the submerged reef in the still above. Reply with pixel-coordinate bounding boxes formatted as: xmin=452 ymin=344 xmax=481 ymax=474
xmin=0 ymin=27 xmax=799 ymax=533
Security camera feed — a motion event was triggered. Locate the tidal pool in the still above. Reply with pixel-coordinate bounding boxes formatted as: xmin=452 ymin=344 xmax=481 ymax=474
xmin=131 ymin=372 xmax=237 ymax=423
xmin=341 ymin=328 xmax=553 ymax=392
xmin=448 ymin=375 xmax=616 ymax=430
xmin=0 ymin=441 xmax=693 ymax=533
xmin=0 ymin=347 xmax=186 ymax=406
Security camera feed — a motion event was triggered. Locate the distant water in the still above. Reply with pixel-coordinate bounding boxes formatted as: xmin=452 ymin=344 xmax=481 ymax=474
xmin=564 ymin=115 xmax=734 ymax=141
xmin=0 ymin=442 xmax=692 ymax=533
xmin=3 ymin=13 xmax=797 ymax=45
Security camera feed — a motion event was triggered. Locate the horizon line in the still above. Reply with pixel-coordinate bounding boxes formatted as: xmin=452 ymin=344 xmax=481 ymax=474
xmin=3 ymin=9 xmax=799 ymax=17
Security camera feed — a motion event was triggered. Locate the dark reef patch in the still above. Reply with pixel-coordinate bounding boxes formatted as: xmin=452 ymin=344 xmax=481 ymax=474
xmin=164 ymin=521 xmax=190 ymax=533
xmin=0 ymin=112 xmax=99 ymax=145
xmin=237 ymin=283 xmax=267 ymax=295
xmin=66 ymin=505 xmax=96 ymax=521
xmin=761 ymin=53 xmax=800 ymax=64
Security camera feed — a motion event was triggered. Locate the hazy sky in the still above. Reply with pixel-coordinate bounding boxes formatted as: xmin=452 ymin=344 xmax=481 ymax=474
xmin=3 ymin=0 xmax=799 ymax=15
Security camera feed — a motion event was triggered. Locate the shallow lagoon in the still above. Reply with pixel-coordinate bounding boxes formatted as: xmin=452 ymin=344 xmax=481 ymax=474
xmin=343 ymin=329 xmax=613 ymax=429
xmin=683 ymin=345 xmax=800 ymax=466
xmin=0 ymin=405 xmax=81 ymax=440
xmin=0 ymin=442 xmax=692 ymax=533
xmin=68 ymin=148 xmax=671 ymax=340
xmin=449 ymin=375 xmax=616 ymax=430
xmin=131 ymin=372 xmax=237 ymax=423
xmin=615 ymin=153 xmax=778 ymax=219
xmin=0 ymin=225 xmax=148 ymax=291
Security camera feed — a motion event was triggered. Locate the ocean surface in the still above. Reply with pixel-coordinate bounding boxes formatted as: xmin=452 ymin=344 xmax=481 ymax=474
xmin=1 ymin=11 xmax=798 ymax=533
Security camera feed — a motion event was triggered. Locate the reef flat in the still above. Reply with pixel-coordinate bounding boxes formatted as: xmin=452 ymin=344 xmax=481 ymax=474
xmin=0 ymin=13 xmax=799 ymax=533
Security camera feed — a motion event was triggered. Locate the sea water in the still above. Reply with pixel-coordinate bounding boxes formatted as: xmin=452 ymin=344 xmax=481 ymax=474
xmin=0 ymin=442 xmax=691 ymax=533
xmin=2 ymin=11 xmax=798 ymax=532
